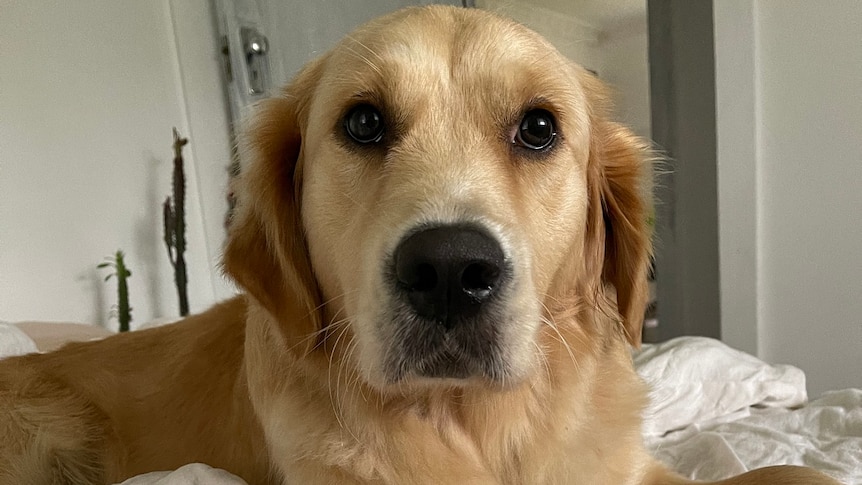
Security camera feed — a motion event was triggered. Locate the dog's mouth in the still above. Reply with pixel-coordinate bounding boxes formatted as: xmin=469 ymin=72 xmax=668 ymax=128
xmin=380 ymin=223 xmax=519 ymax=385
xmin=407 ymin=345 xmax=482 ymax=381
xmin=385 ymin=303 xmax=511 ymax=383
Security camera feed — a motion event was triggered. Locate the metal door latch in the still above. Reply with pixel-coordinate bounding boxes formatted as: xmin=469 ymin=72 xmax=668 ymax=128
xmin=240 ymin=27 xmax=270 ymax=95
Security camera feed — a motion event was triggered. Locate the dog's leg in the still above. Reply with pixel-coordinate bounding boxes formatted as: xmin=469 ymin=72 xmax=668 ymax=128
xmin=0 ymin=364 xmax=113 ymax=485
xmin=641 ymin=462 xmax=842 ymax=485
xmin=708 ymin=466 xmax=843 ymax=485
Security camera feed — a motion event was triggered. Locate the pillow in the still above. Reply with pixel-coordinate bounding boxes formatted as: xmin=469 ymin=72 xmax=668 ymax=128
xmin=12 ymin=321 xmax=113 ymax=352
xmin=0 ymin=322 xmax=39 ymax=358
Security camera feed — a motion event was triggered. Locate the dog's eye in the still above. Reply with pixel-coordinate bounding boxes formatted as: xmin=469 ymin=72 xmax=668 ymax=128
xmin=344 ymin=104 xmax=385 ymax=144
xmin=515 ymin=109 xmax=556 ymax=150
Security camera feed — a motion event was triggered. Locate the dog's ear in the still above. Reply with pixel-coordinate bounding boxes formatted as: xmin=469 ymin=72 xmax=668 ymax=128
xmin=223 ymin=58 xmax=326 ymax=354
xmin=582 ymin=74 xmax=653 ymax=347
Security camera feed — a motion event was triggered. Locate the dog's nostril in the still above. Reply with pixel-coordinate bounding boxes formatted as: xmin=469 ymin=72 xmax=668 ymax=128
xmin=396 ymin=257 xmax=438 ymax=291
xmin=461 ymin=262 xmax=500 ymax=299
xmin=412 ymin=263 xmax=438 ymax=292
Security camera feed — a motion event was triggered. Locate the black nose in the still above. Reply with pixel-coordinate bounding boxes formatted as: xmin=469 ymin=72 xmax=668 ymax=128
xmin=393 ymin=225 xmax=507 ymax=328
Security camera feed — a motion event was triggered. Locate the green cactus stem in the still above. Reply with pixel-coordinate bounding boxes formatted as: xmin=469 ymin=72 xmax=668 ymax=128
xmin=163 ymin=128 xmax=190 ymax=316
xmin=98 ymin=250 xmax=133 ymax=332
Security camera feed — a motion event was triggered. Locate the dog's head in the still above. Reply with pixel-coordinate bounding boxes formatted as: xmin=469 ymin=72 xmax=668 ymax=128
xmin=225 ymin=6 xmax=651 ymax=390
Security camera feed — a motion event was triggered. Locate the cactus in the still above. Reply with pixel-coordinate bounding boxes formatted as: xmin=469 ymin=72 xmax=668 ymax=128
xmin=98 ymin=250 xmax=133 ymax=332
xmin=163 ymin=128 xmax=190 ymax=316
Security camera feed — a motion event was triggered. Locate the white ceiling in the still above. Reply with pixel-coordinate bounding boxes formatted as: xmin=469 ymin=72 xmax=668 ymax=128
xmin=522 ymin=0 xmax=646 ymax=30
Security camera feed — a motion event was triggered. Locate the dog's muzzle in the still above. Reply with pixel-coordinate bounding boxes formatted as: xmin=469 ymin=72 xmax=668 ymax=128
xmin=388 ymin=223 xmax=512 ymax=381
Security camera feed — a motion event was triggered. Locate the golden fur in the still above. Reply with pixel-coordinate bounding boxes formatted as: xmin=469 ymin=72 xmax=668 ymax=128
xmin=0 ymin=6 xmax=841 ymax=485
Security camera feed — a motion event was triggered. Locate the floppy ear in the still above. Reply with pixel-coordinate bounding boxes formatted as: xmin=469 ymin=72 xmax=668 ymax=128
xmin=223 ymin=58 xmax=326 ymax=354
xmin=582 ymin=76 xmax=653 ymax=347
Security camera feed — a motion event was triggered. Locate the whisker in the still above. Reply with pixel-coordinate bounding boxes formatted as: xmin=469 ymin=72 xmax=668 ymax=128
xmin=340 ymin=41 xmax=384 ymax=78
xmin=327 ymin=323 xmax=354 ymax=437
xmin=289 ymin=311 xmax=348 ymax=354
xmin=343 ymin=339 xmax=368 ymax=405
xmin=532 ymin=341 xmax=553 ymax=391
xmin=344 ymin=35 xmax=387 ymax=65
xmin=335 ymin=334 xmax=361 ymax=436
xmin=341 ymin=191 xmax=375 ymax=217
xmin=530 ymin=341 xmax=554 ymax=420
xmin=538 ymin=301 xmax=580 ymax=374
xmin=305 ymin=289 xmax=359 ymax=319
xmin=337 ymin=186 xmax=399 ymax=226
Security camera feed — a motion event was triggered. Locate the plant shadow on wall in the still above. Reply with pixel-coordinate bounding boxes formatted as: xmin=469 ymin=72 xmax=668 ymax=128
xmin=75 ymin=267 xmax=107 ymax=329
xmin=99 ymin=129 xmax=193 ymax=332
xmin=137 ymin=155 xmax=166 ymax=321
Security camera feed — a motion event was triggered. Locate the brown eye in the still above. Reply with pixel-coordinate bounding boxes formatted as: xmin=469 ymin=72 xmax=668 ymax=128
xmin=344 ymin=104 xmax=384 ymax=144
xmin=515 ymin=109 xmax=556 ymax=150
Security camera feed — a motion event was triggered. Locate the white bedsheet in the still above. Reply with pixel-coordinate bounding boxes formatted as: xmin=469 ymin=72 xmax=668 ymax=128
xmin=1 ymin=328 xmax=858 ymax=483
xmin=649 ymin=389 xmax=862 ymax=483
xmin=638 ymin=337 xmax=862 ymax=484
xmin=116 ymin=464 xmax=247 ymax=485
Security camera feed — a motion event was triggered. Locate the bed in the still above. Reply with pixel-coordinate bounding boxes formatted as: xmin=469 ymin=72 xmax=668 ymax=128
xmin=1 ymin=321 xmax=859 ymax=484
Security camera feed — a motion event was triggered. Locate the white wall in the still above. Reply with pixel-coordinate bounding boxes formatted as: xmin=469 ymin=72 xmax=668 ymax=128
xmin=714 ymin=0 xmax=759 ymax=357
xmin=0 ymin=1 xmax=233 ymax=329
xmin=476 ymin=0 xmax=604 ymax=73
xmin=757 ymin=0 xmax=862 ymax=396
xmin=715 ymin=0 xmax=862 ymax=396
xmin=596 ymin=18 xmax=651 ymax=138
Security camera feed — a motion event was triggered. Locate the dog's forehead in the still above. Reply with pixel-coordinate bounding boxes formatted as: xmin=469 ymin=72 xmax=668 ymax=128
xmin=326 ymin=7 xmax=574 ymax=102
xmin=368 ymin=10 xmax=549 ymax=68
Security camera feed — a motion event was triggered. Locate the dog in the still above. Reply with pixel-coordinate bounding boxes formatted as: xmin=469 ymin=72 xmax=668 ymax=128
xmin=0 ymin=6 xmax=841 ymax=485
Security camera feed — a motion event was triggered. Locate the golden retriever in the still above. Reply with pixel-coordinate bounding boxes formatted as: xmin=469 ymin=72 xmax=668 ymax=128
xmin=0 ymin=6 xmax=841 ymax=485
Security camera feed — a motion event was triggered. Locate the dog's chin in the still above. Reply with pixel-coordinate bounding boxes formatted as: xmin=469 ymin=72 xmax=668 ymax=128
xmin=382 ymin=362 xmax=522 ymax=391
xmin=371 ymin=312 xmax=537 ymax=390
xmin=394 ymin=348 xmax=501 ymax=384
xmin=355 ymin=342 xmax=521 ymax=392
xmin=392 ymin=358 xmax=535 ymax=392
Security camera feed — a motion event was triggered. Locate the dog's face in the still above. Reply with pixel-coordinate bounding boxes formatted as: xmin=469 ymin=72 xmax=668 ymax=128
xmin=226 ymin=6 xmax=651 ymax=391
xmin=301 ymin=9 xmax=593 ymax=387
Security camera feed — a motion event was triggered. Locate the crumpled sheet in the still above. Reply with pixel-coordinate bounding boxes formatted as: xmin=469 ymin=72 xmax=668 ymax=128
xmin=647 ymin=389 xmax=862 ymax=483
xmin=638 ymin=337 xmax=862 ymax=484
xmin=115 ymin=463 xmax=247 ymax=485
